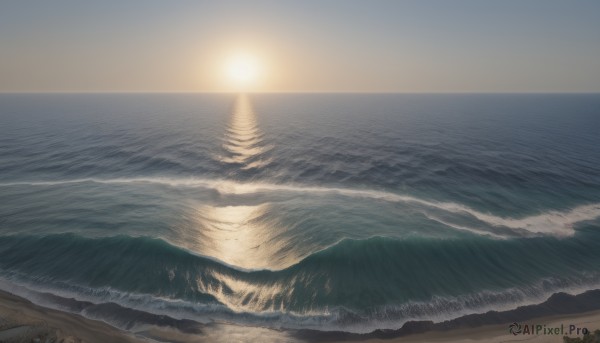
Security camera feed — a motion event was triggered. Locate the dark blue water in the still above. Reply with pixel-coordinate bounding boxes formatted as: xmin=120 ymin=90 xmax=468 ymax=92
xmin=1 ymin=93 xmax=599 ymax=333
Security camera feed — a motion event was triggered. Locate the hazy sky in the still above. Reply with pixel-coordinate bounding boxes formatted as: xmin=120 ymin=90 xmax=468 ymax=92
xmin=1 ymin=0 xmax=600 ymax=92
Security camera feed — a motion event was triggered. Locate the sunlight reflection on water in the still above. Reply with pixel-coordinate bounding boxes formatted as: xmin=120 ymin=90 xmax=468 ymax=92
xmin=190 ymin=203 xmax=291 ymax=270
xmin=219 ymin=94 xmax=272 ymax=169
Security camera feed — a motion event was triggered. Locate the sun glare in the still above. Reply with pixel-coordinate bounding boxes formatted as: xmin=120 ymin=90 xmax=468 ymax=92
xmin=225 ymin=53 xmax=261 ymax=90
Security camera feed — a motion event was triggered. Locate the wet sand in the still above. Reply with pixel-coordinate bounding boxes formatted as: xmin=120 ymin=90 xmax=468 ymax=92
xmin=0 ymin=289 xmax=142 ymax=343
xmin=339 ymin=311 xmax=600 ymax=343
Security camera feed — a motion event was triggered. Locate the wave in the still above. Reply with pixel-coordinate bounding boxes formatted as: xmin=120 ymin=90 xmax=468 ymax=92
xmin=2 ymin=177 xmax=600 ymax=237
xmin=1 ymin=232 xmax=600 ymax=332
xmin=1 ymin=275 xmax=599 ymax=334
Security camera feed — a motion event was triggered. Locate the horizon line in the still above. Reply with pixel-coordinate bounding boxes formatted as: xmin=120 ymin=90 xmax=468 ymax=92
xmin=1 ymin=91 xmax=600 ymax=95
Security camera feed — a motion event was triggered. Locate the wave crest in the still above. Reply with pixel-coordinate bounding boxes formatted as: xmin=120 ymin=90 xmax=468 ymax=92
xmin=2 ymin=177 xmax=599 ymax=237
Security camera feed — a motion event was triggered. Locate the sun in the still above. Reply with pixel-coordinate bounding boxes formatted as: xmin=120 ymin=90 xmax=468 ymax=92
xmin=225 ymin=53 xmax=261 ymax=90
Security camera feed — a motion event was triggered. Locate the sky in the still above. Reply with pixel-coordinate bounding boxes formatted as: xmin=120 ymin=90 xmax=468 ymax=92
xmin=1 ymin=0 xmax=599 ymax=93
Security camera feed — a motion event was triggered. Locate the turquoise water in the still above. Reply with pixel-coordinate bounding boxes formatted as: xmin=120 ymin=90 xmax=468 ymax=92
xmin=0 ymin=93 xmax=599 ymax=333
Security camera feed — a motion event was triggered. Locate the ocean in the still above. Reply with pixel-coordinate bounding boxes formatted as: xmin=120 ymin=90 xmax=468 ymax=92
xmin=0 ymin=93 xmax=599 ymax=334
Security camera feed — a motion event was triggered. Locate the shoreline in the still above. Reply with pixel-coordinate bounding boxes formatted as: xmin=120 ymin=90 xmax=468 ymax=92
xmin=1 ymin=289 xmax=599 ymax=342
xmin=0 ymin=289 xmax=142 ymax=343
xmin=341 ymin=310 xmax=600 ymax=343
xmin=295 ymin=289 xmax=600 ymax=341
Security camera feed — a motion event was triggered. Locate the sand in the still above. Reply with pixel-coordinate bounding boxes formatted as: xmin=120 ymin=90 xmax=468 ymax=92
xmin=0 ymin=289 xmax=143 ymax=343
xmin=347 ymin=312 xmax=600 ymax=343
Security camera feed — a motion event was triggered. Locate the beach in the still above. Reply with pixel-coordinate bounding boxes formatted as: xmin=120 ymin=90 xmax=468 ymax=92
xmin=350 ymin=310 xmax=600 ymax=343
xmin=0 ymin=289 xmax=140 ymax=343
xmin=1 ymin=288 xmax=599 ymax=343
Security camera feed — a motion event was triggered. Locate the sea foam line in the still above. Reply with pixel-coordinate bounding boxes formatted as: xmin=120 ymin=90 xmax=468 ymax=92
xmin=1 ymin=273 xmax=600 ymax=334
xmin=1 ymin=177 xmax=599 ymax=237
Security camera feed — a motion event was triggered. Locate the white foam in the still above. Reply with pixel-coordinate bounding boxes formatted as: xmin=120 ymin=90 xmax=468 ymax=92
xmin=1 ymin=274 xmax=599 ymax=334
xmin=422 ymin=214 xmax=509 ymax=239
xmin=2 ymin=177 xmax=599 ymax=237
